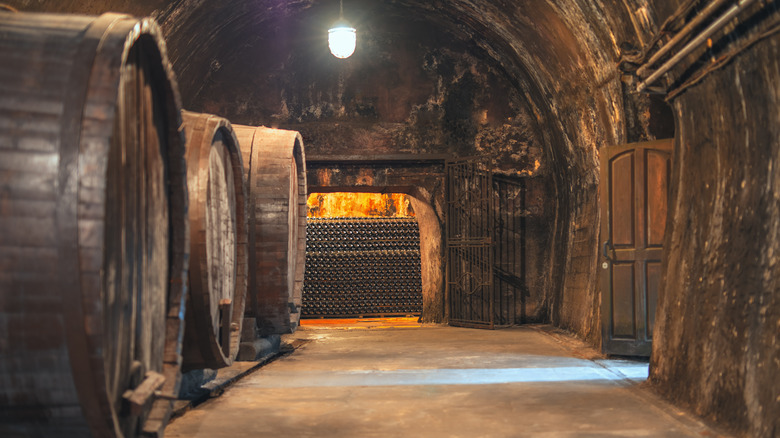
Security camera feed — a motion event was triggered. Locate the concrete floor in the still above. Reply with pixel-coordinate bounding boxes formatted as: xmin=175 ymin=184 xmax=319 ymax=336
xmin=166 ymin=324 xmax=727 ymax=438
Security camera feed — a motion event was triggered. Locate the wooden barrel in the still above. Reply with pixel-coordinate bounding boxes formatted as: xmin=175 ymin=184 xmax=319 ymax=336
xmin=180 ymin=110 xmax=248 ymax=371
xmin=233 ymin=125 xmax=307 ymax=335
xmin=0 ymin=12 xmax=188 ymax=438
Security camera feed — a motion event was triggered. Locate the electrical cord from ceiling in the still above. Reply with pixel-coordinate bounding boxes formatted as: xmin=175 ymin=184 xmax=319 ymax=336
xmin=619 ymin=0 xmax=702 ymax=67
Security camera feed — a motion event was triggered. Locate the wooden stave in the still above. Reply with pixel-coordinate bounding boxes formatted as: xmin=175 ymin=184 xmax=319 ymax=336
xmin=233 ymin=125 xmax=307 ymax=336
xmin=180 ymin=110 xmax=248 ymax=371
xmin=0 ymin=12 xmax=189 ymax=438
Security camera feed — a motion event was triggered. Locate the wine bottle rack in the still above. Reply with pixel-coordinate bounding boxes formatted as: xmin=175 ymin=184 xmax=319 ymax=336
xmin=303 ymin=217 xmax=423 ymax=317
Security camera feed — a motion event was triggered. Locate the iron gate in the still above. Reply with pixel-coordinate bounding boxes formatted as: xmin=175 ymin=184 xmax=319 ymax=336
xmin=492 ymin=175 xmax=524 ymax=326
xmin=446 ymin=159 xmax=495 ymax=328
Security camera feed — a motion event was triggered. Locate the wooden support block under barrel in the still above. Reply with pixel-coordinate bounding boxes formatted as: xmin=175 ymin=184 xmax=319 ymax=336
xmin=233 ymin=125 xmax=307 ymax=336
xmin=0 ymin=11 xmax=189 ymax=438
xmin=122 ymin=371 xmax=167 ymax=417
xmin=180 ymin=110 xmax=249 ymax=372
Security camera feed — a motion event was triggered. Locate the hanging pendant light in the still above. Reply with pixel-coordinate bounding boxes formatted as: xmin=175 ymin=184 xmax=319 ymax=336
xmin=328 ymin=0 xmax=356 ymax=58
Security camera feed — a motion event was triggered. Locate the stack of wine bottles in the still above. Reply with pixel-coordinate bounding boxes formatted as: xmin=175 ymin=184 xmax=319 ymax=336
xmin=303 ymin=217 xmax=423 ymax=317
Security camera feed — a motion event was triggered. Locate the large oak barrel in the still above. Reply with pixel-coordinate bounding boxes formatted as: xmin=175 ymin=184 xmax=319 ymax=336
xmin=233 ymin=125 xmax=307 ymax=335
xmin=0 ymin=12 xmax=189 ymax=438
xmin=180 ymin=110 xmax=248 ymax=371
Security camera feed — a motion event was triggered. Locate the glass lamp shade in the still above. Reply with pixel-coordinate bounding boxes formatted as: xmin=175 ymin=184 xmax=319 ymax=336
xmin=328 ymin=26 xmax=357 ymax=58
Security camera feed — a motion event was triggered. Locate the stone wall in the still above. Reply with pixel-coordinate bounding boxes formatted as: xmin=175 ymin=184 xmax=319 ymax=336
xmin=649 ymin=6 xmax=780 ymax=436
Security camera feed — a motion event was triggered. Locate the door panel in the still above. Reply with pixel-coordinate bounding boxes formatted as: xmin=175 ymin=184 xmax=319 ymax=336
xmin=601 ymin=139 xmax=672 ymax=356
xmin=611 ymin=263 xmax=636 ymax=339
xmin=610 ymin=152 xmax=635 ymax=247
xmin=646 ymin=150 xmax=669 ymax=247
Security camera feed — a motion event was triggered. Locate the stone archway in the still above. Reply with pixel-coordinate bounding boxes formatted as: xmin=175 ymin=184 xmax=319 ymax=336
xmin=306 ymin=155 xmax=447 ymax=322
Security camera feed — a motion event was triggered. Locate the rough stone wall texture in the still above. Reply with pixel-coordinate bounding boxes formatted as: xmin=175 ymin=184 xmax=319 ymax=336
xmin=521 ymin=176 xmax=557 ymax=321
xmin=1 ymin=0 xmax=167 ymax=16
xmin=408 ymin=194 xmax=446 ymax=323
xmin=649 ymin=9 xmax=780 ymax=437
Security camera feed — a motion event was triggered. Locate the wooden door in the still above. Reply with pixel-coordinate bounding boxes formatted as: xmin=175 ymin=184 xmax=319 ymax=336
xmin=600 ymin=139 xmax=673 ymax=356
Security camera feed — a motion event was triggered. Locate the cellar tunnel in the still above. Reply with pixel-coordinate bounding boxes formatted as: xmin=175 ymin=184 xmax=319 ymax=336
xmin=3 ymin=0 xmax=779 ymax=437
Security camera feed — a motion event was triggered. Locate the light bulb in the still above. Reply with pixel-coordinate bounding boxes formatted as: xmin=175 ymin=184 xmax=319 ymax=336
xmin=328 ymin=26 xmax=356 ymax=59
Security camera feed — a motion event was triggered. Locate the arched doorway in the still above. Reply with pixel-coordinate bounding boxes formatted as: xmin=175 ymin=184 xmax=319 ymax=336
xmin=302 ymin=192 xmax=425 ymax=319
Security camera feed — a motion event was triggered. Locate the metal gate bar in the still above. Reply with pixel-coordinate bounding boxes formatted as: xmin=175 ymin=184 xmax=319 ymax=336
xmin=446 ymin=162 xmax=530 ymax=329
xmin=446 ymin=159 xmax=494 ymax=328
xmin=448 ymin=244 xmax=494 ymax=328
xmin=492 ymin=175 xmax=526 ymax=326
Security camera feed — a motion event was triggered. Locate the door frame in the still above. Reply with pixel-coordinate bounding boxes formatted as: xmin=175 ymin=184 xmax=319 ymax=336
xmin=599 ymin=138 xmax=673 ymax=356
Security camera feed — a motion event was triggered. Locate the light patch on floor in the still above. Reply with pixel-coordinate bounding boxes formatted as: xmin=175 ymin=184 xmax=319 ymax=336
xmin=238 ymin=363 xmax=649 ymax=388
